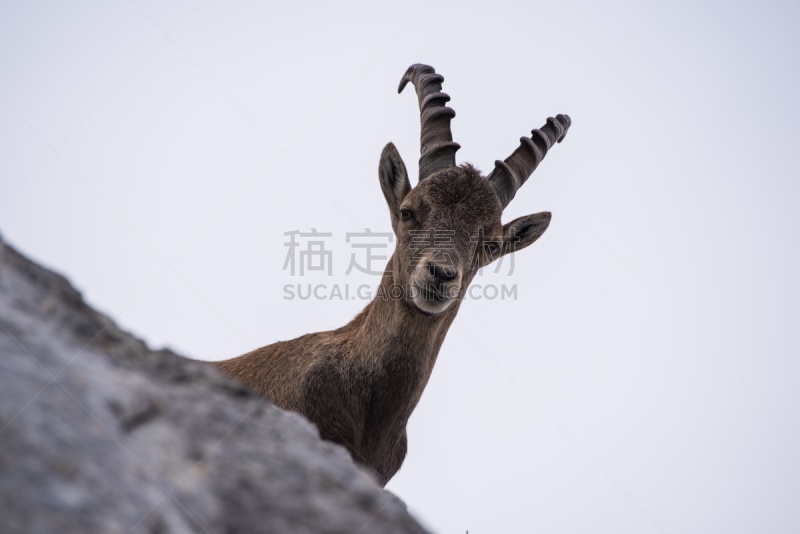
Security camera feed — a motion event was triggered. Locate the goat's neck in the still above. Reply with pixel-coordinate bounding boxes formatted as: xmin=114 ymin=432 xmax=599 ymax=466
xmin=344 ymin=255 xmax=460 ymax=406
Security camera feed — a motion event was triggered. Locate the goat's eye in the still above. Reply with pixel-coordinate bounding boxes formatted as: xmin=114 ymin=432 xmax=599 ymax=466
xmin=399 ymin=209 xmax=412 ymax=221
xmin=486 ymin=242 xmax=500 ymax=256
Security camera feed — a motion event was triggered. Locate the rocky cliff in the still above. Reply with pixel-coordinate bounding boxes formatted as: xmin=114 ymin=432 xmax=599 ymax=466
xmin=0 ymin=235 xmax=427 ymax=534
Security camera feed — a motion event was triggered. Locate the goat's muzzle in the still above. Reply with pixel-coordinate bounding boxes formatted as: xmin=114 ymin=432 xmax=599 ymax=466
xmin=410 ymin=259 xmax=461 ymax=314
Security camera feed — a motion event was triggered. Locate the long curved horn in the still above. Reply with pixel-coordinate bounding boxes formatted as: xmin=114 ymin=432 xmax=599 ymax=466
xmin=398 ymin=64 xmax=460 ymax=181
xmin=488 ymin=114 xmax=571 ymax=208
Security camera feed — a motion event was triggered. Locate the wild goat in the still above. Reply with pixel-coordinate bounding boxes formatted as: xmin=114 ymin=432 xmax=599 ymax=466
xmin=216 ymin=64 xmax=571 ymax=486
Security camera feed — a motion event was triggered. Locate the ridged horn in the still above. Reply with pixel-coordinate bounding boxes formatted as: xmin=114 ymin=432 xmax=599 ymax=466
xmin=488 ymin=114 xmax=571 ymax=209
xmin=398 ymin=64 xmax=461 ymax=181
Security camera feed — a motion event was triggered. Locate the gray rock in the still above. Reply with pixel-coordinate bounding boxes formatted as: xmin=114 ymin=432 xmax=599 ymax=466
xmin=0 ymin=234 xmax=428 ymax=534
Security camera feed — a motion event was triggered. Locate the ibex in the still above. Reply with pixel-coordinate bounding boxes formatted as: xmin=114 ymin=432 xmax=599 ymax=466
xmin=216 ymin=64 xmax=571 ymax=486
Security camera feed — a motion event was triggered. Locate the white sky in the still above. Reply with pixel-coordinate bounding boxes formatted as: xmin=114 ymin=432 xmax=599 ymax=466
xmin=2 ymin=1 xmax=799 ymax=532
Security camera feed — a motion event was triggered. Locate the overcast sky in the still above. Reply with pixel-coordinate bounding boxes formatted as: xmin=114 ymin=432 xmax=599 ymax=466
xmin=2 ymin=1 xmax=799 ymax=532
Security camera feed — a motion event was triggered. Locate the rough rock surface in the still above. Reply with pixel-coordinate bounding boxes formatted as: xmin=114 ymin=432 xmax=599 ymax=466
xmin=0 ymin=235 xmax=427 ymax=534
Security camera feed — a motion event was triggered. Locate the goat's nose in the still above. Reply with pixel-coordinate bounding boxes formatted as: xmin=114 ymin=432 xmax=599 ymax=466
xmin=428 ymin=262 xmax=457 ymax=282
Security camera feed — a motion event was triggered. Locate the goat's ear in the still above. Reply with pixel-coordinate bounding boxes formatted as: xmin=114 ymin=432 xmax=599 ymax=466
xmin=501 ymin=211 xmax=551 ymax=256
xmin=379 ymin=142 xmax=411 ymax=229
